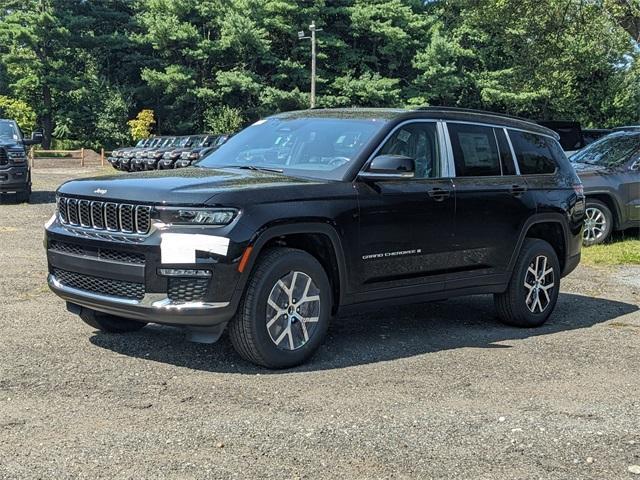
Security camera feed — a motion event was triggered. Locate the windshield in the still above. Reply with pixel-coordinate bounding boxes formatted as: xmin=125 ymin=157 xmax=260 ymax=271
xmin=196 ymin=117 xmax=386 ymax=180
xmin=0 ymin=121 xmax=19 ymax=141
xmin=571 ymin=132 xmax=640 ymax=166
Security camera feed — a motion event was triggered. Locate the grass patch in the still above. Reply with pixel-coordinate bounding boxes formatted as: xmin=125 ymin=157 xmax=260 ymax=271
xmin=581 ymin=239 xmax=640 ymax=266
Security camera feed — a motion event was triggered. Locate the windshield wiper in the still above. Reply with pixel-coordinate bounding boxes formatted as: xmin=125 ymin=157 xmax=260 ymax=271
xmin=223 ymin=165 xmax=284 ymax=173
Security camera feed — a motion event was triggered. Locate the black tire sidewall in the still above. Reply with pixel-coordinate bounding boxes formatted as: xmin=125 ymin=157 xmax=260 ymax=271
xmin=511 ymin=240 xmax=561 ymax=326
xmin=584 ymin=200 xmax=613 ymax=246
xmin=245 ymin=251 xmax=332 ymax=368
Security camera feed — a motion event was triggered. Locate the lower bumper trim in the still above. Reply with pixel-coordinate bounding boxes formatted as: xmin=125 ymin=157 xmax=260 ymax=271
xmin=48 ymin=274 xmax=234 ymax=327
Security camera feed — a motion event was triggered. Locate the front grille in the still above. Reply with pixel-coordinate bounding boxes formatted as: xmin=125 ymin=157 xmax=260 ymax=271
xmin=0 ymin=148 xmax=7 ymax=166
xmin=168 ymin=278 xmax=209 ymax=303
xmin=53 ymin=268 xmax=145 ymax=300
xmin=57 ymin=196 xmax=152 ymax=235
xmin=99 ymin=249 xmax=145 ymax=265
xmin=49 ymin=240 xmax=84 ymax=256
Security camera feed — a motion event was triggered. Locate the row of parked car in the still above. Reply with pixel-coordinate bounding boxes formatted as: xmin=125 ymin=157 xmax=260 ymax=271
xmin=107 ymin=134 xmax=229 ymax=171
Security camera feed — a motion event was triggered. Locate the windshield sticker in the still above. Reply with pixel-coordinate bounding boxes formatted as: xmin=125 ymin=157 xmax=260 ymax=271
xmin=252 ymin=119 xmax=267 ymax=126
xmin=397 ymin=129 xmax=411 ymax=143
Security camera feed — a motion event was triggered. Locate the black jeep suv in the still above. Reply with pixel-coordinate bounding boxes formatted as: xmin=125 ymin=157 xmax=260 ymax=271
xmin=0 ymin=119 xmax=42 ymax=202
xmin=45 ymin=108 xmax=584 ymax=368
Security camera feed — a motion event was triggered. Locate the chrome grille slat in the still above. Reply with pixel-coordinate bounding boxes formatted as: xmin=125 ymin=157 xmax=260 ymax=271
xmin=57 ymin=197 xmax=68 ymax=223
xmin=67 ymin=199 xmax=79 ymax=225
xmin=120 ymin=204 xmax=134 ymax=233
xmin=57 ymin=196 xmax=152 ymax=236
xmin=90 ymin=201 xmax=105 ymax=229
xmin=78 ymin=200 xmax=92 ymax=227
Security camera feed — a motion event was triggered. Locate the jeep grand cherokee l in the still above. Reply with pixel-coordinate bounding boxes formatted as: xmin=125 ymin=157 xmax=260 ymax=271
xmin=0 ymin=119 xmax=42 ymax=202
xmin=45 ymin=108 xmax=584 ymax=368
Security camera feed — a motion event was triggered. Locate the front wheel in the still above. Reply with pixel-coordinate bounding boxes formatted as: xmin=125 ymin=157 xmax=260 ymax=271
xmin=494 ymin=239 xmax=560 ymax=328
xmin=583 ymin=199 xmax=613 ymax=246
xmin=228 ymin=248 xmax=332 ymax=368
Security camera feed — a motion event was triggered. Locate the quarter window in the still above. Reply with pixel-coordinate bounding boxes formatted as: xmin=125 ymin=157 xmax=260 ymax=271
xmin=447 ymin=123 xmax=501 ymax=177
xmin=508 ymin=130 xmax=559 ymax=174
xmin=378 ymin=122 xmax=441 ymax=178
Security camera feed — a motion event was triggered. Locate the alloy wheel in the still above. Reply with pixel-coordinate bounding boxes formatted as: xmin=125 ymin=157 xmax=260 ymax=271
xmin=583 ymin=206 xmax=607 ymax=243
xmin=524 ymin=255 xmax=555 ymax=314
xmin=266 ymin=271 xmax=321 ymax=351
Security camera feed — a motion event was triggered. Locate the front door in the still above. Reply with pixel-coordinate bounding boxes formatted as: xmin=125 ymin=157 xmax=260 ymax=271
xmin=356 ymin=121 xmax=455 ymax=294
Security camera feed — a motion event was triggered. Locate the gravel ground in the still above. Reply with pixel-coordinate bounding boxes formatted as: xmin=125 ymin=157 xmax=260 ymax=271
xmin=1 ymin=168 xmax=639 ymax=479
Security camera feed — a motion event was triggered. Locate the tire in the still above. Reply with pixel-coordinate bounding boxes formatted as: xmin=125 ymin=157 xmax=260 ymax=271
xmin=583 ymin=199 xmax=613 ymax=246
xmin=228 ymin=248 xmax=332 ymax=368
xmin=494 ymin=239 xmax=560 ymax=328
xmin=79 ymin=308 xmax=147 ymax=333
xmin=15 ymin=185 xmax=31 ymax=203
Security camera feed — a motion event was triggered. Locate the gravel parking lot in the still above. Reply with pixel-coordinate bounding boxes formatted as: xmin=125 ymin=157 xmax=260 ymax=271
xmin=1 ymin=168 xmax=639 ymax=479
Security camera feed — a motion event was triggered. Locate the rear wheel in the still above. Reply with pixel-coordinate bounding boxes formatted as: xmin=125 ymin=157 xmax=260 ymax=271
xmin=79 ymin=308 xmax=147 ymax=333
xmin=495 ymin=239 xmax=560 ymax=328
xmin=229 ymin=248 xmax=331 ymax=368
xmin=583 ymin=199 xmax=613 ymax=246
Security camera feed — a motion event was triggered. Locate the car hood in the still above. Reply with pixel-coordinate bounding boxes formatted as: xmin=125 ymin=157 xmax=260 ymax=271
xmin=570 ymin=162 xmax=608 ymax=174
xmin=0 ymin=138 xmax=24 ymax=150
xmin=57 ymin=167 xmax=324 ymax=205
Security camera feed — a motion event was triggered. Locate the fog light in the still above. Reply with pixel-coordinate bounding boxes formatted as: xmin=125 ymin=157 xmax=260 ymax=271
xmin=158 ymin=268 xmax=212 ymax=277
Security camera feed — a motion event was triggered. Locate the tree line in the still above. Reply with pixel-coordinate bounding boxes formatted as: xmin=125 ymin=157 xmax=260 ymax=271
xmin=0 ymin=0 xmax=638 ymax=149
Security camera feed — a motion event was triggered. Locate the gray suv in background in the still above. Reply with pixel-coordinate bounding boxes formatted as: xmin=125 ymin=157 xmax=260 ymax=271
xmin=571 ymin=130 xmax=640 ymax=245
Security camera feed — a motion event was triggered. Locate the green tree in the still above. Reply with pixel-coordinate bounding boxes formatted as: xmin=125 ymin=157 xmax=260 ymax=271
xmin=128 ymin=109 xmax=155 ymax=140
xmin=0 ymin=95 xmax=37 ymax=132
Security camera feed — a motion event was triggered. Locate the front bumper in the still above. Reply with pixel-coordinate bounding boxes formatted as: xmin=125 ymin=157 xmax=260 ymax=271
xmin=45 ymin=219 xmax=246 ymax=328
xmin=0 ymin=165 xmax=29 ymax=192
xmin=48 ymin=274 xmax=235 ymax=326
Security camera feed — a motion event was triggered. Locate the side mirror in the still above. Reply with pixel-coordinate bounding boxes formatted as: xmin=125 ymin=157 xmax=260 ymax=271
xmin=23 ymin=129 xmax=43 ymax=146
xmin=358 ymin=154 xmax=415 ymax=181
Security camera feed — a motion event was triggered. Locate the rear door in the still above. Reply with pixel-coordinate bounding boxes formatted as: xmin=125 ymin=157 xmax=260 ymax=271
xmin=356 ymin=120 xmax=455 ymax=294
xmin=445 ymin=123 xmax=536 ymax=287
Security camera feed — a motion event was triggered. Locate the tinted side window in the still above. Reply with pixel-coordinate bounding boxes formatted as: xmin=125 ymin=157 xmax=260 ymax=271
xmin=447 ymin=123 xmax=501 ymax=177
xmin=509 ymin=130 xmax=558 ymax=174
xmin=495 ymin=128 xmax=516 ymax=175
xmin=378 ymin=122 xmax=441 ymax=178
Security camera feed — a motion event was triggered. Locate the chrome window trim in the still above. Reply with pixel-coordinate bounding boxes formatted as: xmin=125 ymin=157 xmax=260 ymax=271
xmin=438 ymin=119 xmax=558 ymax=141
xmin=506 ymin=128 xmax=559 ymax=176
xmin=360 ymin=119 xmax=448 ymax=180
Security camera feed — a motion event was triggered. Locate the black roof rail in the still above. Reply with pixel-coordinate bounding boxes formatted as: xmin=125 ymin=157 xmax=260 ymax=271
xmin=415 ymin=106 xmax=533 ymax=124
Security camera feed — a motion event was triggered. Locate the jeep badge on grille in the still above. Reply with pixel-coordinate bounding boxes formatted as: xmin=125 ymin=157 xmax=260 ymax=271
xmin=94 ymin=188 xmax=107 ymax=195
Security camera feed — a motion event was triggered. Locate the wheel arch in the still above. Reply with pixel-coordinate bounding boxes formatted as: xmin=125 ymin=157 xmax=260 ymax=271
xmin=584 ymin=192 xmax=621 ymax=230
xmin=238 ymin=222 xmax=348 ymax=313
xmin=510 ymin=214 xmax=570 ymax=276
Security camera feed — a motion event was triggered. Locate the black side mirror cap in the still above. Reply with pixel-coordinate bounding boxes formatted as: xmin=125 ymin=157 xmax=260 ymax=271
xmin=23 ymin=129 xmax=43 ymax=146
xmin=358 ymin=154 xmax=415 ymax=181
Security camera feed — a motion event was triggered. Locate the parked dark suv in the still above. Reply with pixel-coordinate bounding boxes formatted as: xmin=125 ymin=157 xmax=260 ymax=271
xmin=570 ymin=130 xmax=640 ymax=245
xmin=45 ymin=108 xmax=584 ymax=368
xmin=0 ymin=119 xmax=42 ymax=202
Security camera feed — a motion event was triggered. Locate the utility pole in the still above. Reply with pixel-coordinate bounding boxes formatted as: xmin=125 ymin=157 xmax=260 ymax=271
xmin=298 ymin=21 xmax=322 ymax=109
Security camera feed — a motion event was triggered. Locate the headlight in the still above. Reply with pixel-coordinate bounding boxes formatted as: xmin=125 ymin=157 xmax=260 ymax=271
xmin=153 ymin=208 xmax=238 ymax=226
xmin=8 ymin=151 xmax=26 ymax=163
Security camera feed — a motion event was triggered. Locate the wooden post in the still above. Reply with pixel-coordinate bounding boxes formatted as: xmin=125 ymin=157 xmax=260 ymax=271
xmin=101 ymin=148 xmax=105 ymax=167
xmin=80 ymin=148 xmax=85 ymax=167
xmin=29 ymin=146 xmax=35 ymax=169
